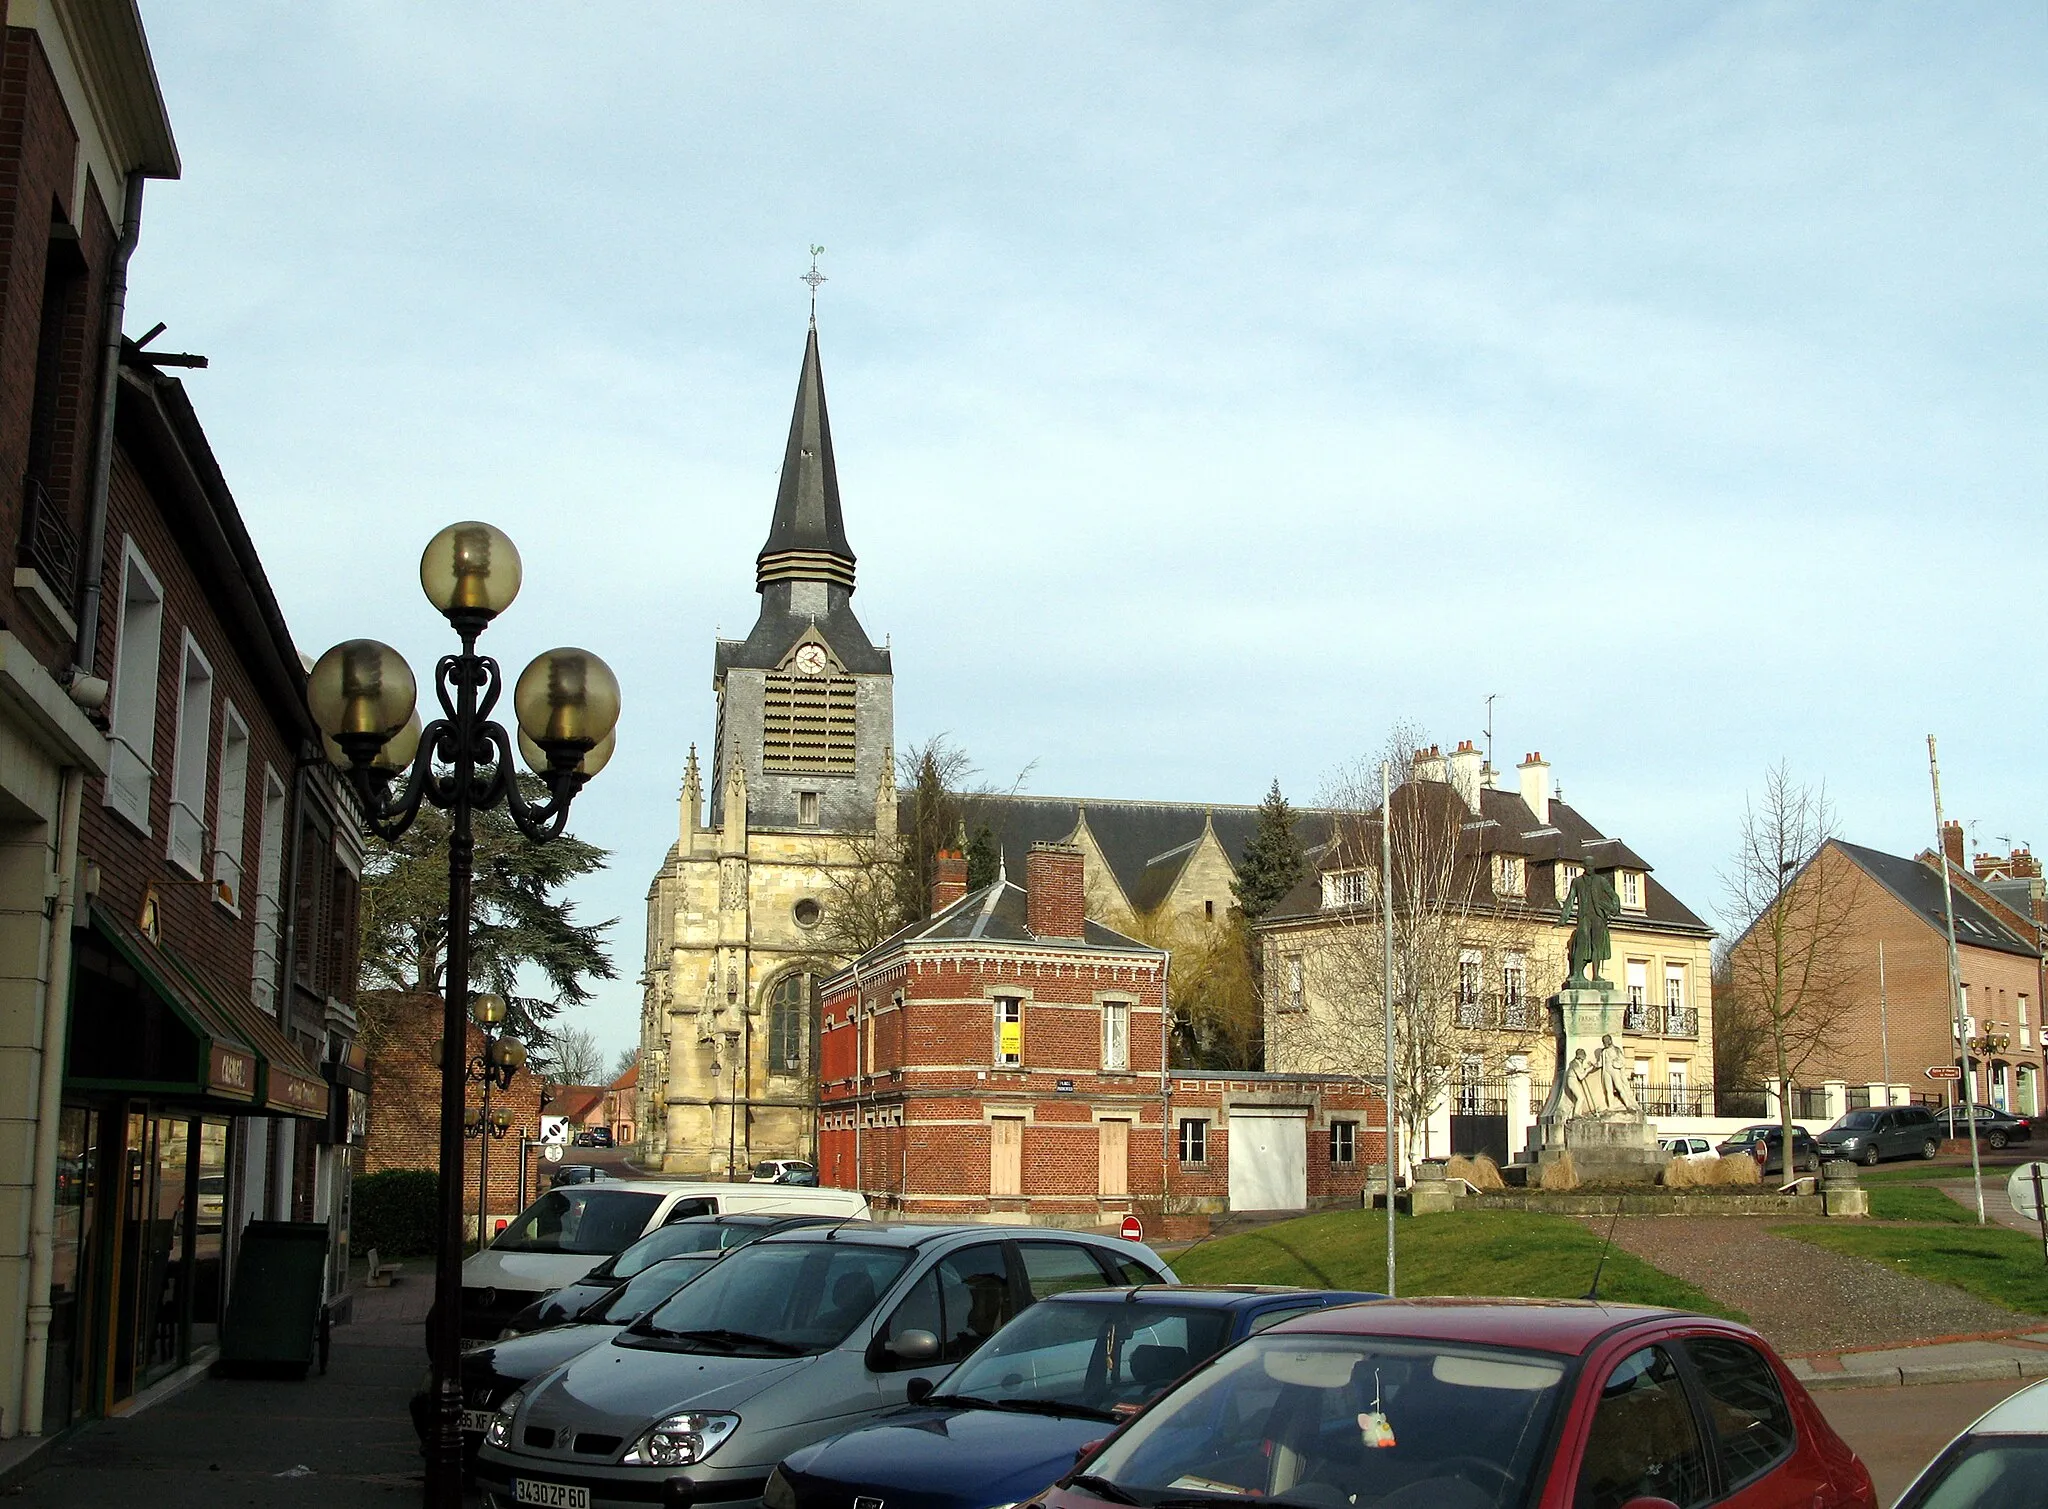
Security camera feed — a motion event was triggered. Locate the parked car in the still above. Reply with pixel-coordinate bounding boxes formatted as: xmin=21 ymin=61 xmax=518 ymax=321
xmin=551 ymin=1163 xmax=609 ymax=1189
xmin=1657 ymin=1136 xmax=1716 ymax=1161
xmin=503 ymin=1213 xmax=843 ymax=1336
xmin=769 ymin=1284 xmax=1379 ymax=1509
xmin=750 ymin=1159 xmax=819 ymax=1186
xmin=1040 ymin=1298 xmax=1876 ymax=1509
xmin=574 ymin=1128 xmax=615 ymax=1148
xmin=411 ymin=1253 xmax=723 ymax=1466
xmin=1894 ymin=1374 xmax=2048 ymax=1508
xmin=1817 ymin=1105 xmax=1942 ymax=1165
xmin=1716 ymin=1123 xmax=1823 ymax=1174
xmin=458 ymin=1180 xmax=871 ymax=1339
xmin=473 ymin=1223 xmax=1175 ymax=1509
xmin=1938 ymin=1105 xmax=2035 ymax=1149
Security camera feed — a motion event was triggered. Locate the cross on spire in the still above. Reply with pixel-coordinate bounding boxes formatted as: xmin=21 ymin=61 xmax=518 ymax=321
xmin=801 ymin=245 xmax=827 ymax=327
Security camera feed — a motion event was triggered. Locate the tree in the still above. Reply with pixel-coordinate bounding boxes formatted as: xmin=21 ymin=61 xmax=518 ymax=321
xmin=1267 ymin=730 xmax=1542 ymax=1165
xmin=542 ymin=1025 xmax=607 ymax=1085
xmin=966 ymin=823 xmax=1001 ymax=891
xmin=1720 ymin=764 xmax=1862 ymax=1165
xmin=611 ymin=1046 xmax=640 ymax=1080
xmin=894 ymin=736 xmax=977 ymax=923
xmin=1709 ymin=950 xmax=1771 ymax=1112
xmin=357 ymin=773 xmax=617 ymax=1048
xmin=1232 ymin=781 xmax=1306 ymax=920
xmin=813 ymin=830 xmax=915 ymax=958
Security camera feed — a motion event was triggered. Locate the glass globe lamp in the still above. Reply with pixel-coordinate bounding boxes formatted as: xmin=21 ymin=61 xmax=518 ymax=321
xmin=419 ymin=521 xmax=522 ymax=623
xmin=513 ymin=648 xmax=621 ymax=751
xmin=307 ymin=640 xmax=416 ymax=743
xmin=471 ymin=992 xmax=509 ymax=1028
xmin=518 ymin=726 xmax=615 ymax=779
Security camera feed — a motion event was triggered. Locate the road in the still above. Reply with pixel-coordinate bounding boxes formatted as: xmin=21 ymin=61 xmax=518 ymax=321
xmin=1817 ymin=1375 xmax=2038 ymax=1503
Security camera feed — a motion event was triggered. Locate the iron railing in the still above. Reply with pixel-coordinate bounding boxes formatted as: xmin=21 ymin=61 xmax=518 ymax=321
xmin=1622 ymin=1003 xmax=1699 ymax=1038
xmin=18 ymin=475 xmax=77 ymax=604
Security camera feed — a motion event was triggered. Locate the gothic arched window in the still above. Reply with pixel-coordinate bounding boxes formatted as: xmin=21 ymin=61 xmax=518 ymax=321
xmin=767 ymin=972 xmax=811 ymax=1076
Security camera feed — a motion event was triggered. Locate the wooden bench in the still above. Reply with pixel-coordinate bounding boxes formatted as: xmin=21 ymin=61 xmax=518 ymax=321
xmin=365 ymin=1248 xmax=404 ymax=1287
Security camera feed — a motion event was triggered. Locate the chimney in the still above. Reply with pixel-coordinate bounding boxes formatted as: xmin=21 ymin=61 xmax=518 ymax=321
xmin=1447 ymin=740 xmax=1483 ymax=815
xmin=930 ymin=850 xmax=968 ymax=915
xmin=1518 ymin=752 xmax=1550 ymax=827
xmin=1411 ymin=743 xmax=1447 ymax=785
xmin=1942 ymin=821 xmax=1964 ymax=868
xmin=1025 ymin=841 xmax=1086 ymax=940
xmin=2015 ymin=848 xmax=2042 ymax=880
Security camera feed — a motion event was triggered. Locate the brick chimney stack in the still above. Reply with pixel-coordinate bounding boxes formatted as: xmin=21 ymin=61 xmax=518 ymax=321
xmin=1025 ymin=842 xmax=1086 ymax=940
xmin=1942 ymin=820 xmax=1964 ymax=868
xmin=930 ymin=850 xmax=968 ymax=915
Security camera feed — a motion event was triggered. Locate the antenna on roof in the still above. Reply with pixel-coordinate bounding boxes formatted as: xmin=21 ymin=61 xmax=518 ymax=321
xmin=1584 ymin=1196 xmax=1625 ymax=1302
xmin=1484 ymin=694 xmax=1497 ymax=773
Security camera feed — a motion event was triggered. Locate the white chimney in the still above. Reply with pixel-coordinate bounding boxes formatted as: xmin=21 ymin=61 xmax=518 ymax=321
xmin=1519 ymin=752 xmax=1551 ymax=826
xmin=1448 ymin=740 xmax=1483 ymax=815
xmin=1411 ymin=743 xmax=1447 ymax=785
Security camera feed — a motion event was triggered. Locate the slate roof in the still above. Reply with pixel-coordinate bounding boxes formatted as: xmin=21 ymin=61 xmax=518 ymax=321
xmin=1832 ymin=841 xmax=2038 ymax=959
xmin=834 ymin=879 xmax=1164 ymax=985
xmin=757 ymin=325 xmax=854 ymax=585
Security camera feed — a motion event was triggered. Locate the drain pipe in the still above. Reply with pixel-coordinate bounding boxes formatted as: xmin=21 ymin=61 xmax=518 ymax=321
xmin=20 ymin=766 xmax=84 ymax=1436
xmin=71 ymin=174 xmax=146 ymax=677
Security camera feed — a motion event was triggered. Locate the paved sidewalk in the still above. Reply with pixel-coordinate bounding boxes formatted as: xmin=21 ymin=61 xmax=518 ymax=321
xmin=1790 ymin=1330 xmax=2048 ymax=1390
xmin=1935 ymin=1176 xmax=2047 ymax=1235
xmin=14 ymin=1280 xmax=437 ymax=1507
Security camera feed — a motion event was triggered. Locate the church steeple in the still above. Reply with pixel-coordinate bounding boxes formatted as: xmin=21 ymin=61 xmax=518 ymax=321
xmin=755 ymin=327 xmax=856 ymax=594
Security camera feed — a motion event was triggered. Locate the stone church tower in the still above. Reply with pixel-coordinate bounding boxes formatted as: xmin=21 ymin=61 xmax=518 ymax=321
xmin=638 ymin=327 xmax=895 ymax=1174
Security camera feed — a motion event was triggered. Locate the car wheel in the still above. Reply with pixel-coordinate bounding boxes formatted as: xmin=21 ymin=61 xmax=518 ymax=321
xmin=1922 ymin=1139 xmax=1939 ymax=1159
xmin=1990 ymin=1131 xmax=2009 ymax=1150
xmin=1862 ymin=1144 xmax=1880 ymax=1166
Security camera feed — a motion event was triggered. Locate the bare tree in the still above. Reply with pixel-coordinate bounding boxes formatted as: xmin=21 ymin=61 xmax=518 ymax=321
xmin=541 ymin=1024 xmax=608 ymax=1085
xmin=1708 ymin=949 xmax=1771 ymax=1111
xmin=1269 ymin=729 xmax=1543 ymax=1163
xmin=1121 ymin=906 xmax=1261 ymax=1070
xmin=1720 ymin=764 xmax=1862 ymax=1164
xmin=611 ymin=1045 xmax=640 ymax=1080
xmin=812 ymin=829 xmax=915 ymax=958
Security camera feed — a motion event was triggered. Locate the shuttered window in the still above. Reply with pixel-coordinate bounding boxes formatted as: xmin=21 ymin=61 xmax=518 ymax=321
xmin=761 ymin=671 xmax=856 ymax=774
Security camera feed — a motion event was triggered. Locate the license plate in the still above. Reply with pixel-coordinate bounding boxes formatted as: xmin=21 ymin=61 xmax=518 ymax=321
xmin=459 ymin=1409 xmax=495 ymax=1435
xmin=514 ymin=1482 xmax=590 ymax=1509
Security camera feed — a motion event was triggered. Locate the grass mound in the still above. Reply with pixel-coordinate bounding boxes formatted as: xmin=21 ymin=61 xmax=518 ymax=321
xmin=1778 ymin=1221 xmax=2048 ymax=1316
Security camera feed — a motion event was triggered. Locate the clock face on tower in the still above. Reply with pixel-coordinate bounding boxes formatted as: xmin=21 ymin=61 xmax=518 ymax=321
xmin=791 ymin=643 xmax=828 ymax=676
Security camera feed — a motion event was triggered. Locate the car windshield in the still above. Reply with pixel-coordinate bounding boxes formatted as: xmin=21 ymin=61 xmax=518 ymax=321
xmin=490 ymin=1190 xmax=663 ymax=1256
xmin=1835 ymin=1112 xmax=1880 ymax=1130
xmin=587 ymin=1257 xmax=719 ymax=1326
xmin=1081 ymin=1333 xmax=1567 ymax=1509
xmin=607 ymin=1219 xmax=763 ymax=1278
xmin=1899 ymin=1436 xmax=2048 ymax=1509
xmin=941 ymin=1300 xmax=1235 ymax=1418
xmin=626 ymin=1240 xmax=911 ymax=1355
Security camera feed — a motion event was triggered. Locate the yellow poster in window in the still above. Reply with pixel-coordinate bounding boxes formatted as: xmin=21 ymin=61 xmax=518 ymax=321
xmin=999 ymin=1019 xmax=1022 ymax=1062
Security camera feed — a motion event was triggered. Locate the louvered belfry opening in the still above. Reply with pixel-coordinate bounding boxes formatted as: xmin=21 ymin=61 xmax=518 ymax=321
xmin=761 ymin=669 xmax=857 ymax=774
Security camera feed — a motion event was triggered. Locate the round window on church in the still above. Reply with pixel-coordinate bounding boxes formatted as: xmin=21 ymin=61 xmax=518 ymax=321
xmin=793 ymin=898 xmax=823 ymax=928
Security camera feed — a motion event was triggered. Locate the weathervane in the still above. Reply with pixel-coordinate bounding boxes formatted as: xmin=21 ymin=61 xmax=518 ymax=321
xmin=802 ymin=244 xmax=827 ymax=326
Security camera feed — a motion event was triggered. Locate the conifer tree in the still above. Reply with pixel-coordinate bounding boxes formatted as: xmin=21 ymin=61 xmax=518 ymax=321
xmin=966 ymin=824 xmax=1001 ymax=890
xmin=1232 ymin=780 xmax=1306 ymax=919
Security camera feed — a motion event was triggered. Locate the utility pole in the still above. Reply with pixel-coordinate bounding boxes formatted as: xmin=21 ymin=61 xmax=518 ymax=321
xmin=1381 ymin=759 xmax=1397 ymax=1298
xmin=1877 ymin=942 xmax=1893 ymax=1103
xmin=1929 ymin=735 xmax=1986 ymax=1224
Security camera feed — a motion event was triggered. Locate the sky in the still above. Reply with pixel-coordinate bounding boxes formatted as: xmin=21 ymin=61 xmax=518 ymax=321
xmin=126 ymin=3 xmax=2045 ymax=1066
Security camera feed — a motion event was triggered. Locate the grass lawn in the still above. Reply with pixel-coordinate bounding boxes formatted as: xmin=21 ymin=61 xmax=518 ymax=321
xmin=1171 ymin=1208 xmax=1745 ymax=1321
xmin=1778 ymin=1222 xmax=2048 ymax=1316
xmin=1866 ymin=1184 xmax=1975 ymax=1223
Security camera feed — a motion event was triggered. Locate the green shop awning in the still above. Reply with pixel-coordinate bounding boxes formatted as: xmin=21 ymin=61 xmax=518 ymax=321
xmin=74 ymin=904 xmax=259 ymax=1104
xmin=161 ymin=950 xmax=330 ymax=1120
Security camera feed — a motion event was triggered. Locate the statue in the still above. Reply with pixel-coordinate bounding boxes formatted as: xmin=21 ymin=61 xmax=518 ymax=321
xmin=1596 ymin=1034 xmax=1638 ymax=1115
xmin=1559 ymin=868 xmax=1620 ymax=988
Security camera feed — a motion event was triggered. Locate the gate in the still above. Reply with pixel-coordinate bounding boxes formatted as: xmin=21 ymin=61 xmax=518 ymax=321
xmin=1449 ymin=1076 xmax=1509 ymax=1166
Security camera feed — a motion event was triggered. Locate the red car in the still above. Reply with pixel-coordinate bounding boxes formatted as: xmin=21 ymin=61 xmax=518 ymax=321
xmin=1044 ymin=1298 xmax=1874 ymax=1509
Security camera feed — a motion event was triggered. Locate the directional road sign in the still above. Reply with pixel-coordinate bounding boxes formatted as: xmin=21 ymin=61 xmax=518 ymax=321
xmin=1925 ymin=1065 xmax=1963 ymax=1082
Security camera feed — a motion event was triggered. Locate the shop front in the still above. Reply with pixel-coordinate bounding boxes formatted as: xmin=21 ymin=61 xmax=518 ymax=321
xmin=50 ymin=907 xmax=328 ymax=1428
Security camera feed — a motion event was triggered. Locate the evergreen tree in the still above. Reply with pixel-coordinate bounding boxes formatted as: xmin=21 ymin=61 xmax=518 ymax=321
xmin=966 ymin=824 xmax=1001 ymax=890
xmin=1232 ymin=780 xmax=1306 ymax=919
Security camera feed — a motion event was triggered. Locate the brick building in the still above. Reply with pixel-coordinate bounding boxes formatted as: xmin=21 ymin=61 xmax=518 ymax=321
xmin=818 ymin=843 xmax=1379 ymax=1227
xmin=360 ymin=991 xmax=548 ymax=1237
xmin=602 ymin=1062 xmax=637 ymax=1145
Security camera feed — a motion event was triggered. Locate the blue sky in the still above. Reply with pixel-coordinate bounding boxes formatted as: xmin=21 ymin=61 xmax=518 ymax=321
xmin=128 ymin=4 xmax=2045 ymax=1064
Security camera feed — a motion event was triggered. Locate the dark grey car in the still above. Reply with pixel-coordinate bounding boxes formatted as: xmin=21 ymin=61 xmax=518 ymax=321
xmin=1817 ymin=1105 xmax=1941 ymax=1165
xmin=471 ymin=1222 xmax=1174 ymax=1509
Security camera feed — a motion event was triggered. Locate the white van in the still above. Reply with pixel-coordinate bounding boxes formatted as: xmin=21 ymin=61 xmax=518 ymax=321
xmin=458 ymin=1181 xmax=868 ymax=1338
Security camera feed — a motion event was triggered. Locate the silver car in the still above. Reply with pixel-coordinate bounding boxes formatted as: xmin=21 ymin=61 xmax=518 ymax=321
xmin=473 ymin=1222 xmax=1175 ymax=1509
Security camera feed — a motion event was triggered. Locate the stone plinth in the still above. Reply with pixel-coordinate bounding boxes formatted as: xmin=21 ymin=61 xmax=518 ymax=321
xmin=1528 ymin=982 xmax=1663 ymax=1183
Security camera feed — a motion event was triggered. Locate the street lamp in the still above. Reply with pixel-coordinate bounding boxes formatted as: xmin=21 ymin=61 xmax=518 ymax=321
xmin=465 ymin=992 xmax=527 ymax=1248
xmin=307 ymin=521 xmax=619 ymax=1509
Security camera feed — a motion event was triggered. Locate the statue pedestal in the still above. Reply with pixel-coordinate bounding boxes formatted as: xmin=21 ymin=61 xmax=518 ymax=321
xmin=1528 ymin=983 xmax=1663 ymax=1183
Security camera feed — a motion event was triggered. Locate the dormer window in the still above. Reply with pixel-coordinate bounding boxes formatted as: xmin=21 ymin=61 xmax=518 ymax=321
xmin=1493 ymin=854 xmax=1525 ymax=899
xmin=1555 ymin=863 xmax=1582 ymax=905
xmin=1620 ymin=870 xmax=1644 ymax=910
xmin=1322 ymin=869 xmax=1371 ymax=910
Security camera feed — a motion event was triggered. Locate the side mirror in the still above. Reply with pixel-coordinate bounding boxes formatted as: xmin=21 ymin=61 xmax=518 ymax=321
xmin=889 ymin=1329 xmax=939 ymax=1362
xmin=1074 ymin=1439 xmax=1107 ymax=1464
xmin=905 ymin=1376 xmax=935 ymax=1405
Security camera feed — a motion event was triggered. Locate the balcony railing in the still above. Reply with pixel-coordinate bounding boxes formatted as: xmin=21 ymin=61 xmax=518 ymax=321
xmin=18 ymin=475 xmax=77 ymax=604
xmin=1623 ymin=1003 xmax=1699 ymax=1038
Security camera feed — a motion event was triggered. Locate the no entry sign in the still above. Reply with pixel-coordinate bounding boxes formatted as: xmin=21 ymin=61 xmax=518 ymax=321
xmin=1120 ymin=1213 xmax=1143 ymax=1242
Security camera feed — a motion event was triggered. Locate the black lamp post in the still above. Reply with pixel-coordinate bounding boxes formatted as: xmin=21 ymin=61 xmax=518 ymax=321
xmin=306 ymin=521 xmax=619 ymax=1509
xmin=465 ymin=991 xmax=525 ymax=1247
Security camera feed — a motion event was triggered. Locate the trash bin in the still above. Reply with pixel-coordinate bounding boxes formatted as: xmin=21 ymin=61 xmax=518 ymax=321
xmin=215 ymin=1220 xmax=329 ymax=1379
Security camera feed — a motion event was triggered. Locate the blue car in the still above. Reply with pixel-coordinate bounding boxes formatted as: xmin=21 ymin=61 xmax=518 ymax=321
xmin=766 ymin=1285 xmax=1379 ymax=1509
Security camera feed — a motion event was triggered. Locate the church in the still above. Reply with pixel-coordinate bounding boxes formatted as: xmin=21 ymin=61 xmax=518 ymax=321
xmin=636 ymin=326 xmax=1272 ymax=1174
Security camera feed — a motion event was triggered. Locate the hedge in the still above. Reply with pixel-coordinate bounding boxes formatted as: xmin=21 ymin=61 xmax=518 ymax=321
xmin=353 ymin=1168 xmax=439 ymax=1258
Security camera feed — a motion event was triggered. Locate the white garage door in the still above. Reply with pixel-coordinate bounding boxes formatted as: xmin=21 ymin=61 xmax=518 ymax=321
xmin=1228 ymin=1110 xmax=1308 ymax=1211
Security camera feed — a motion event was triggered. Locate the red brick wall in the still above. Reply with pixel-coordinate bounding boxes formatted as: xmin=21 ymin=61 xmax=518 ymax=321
xmin=1026 ymin=843 xmax=1086 ymax=939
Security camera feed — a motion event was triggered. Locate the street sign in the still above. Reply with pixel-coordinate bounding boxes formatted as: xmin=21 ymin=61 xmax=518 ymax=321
xmin=540 ymin=1115 xmax=570 ymax=1143
xmin=1925 ymin=1065 xmax=1963 ymax=1082
xmin=542 ymin=1143 xmax=564 ymax=1163
xmin=1120 ymin=1213 xmax=1143 ymax=1242
xmin=2009 ymin=1163 xmax=2048 ymax=1223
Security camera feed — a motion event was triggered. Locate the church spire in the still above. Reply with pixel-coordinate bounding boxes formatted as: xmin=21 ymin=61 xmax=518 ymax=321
xmin=755 ymin=325 xmax=856 ymax=594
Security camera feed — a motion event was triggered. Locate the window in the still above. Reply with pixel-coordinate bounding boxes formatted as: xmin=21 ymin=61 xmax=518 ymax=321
xmin=166 ymin=636 xmax=215 ymax=874
xmin=1683 ymin=1337 xmax=1794 ymax=1488
xmin=797 ymin=790 xmax=819 ymax=826
xmin=1283 ymin=954 xmax=1305 ymax=1013
xmin=1321 ymin=869 xmax=1370 ymax=909
xmin=1503 ymin=953 xmax=1527 ymax=1028
xmin=1457 ymin=949 xmax=1483 ymax=1027
xmin=1019 ymin=1241 xmax=1111 ymax=1300
xmin=1626 ymin=959 xmax=1648 ymax=1011
xmin=1204 ymin=898 xmax=1214 ymax=920
xmin=1102 ymin=1001 xmax=1130 ymax=1071
xmin=1493 ymin=853 xmax=1525 ymax=898
xmin=1458 ymin=1055 xmax=1483 ymax=1113
xmin=994 ymin=997 xmax=1022 ymax=1067
xmin=1633 ymin=1060 xmax=1650 ymax=1105
xmin=106 ymin=544 xmax=164 ymax=829
xmin=212 ymin=706 xmax=250 ymax=910
xmin=1329 ymin=1121 xmax=1356 ymax=1165
xmin=327 ymin=853 xmax=360 ymax=1006
xmin=1574 ymin=1345 xmax=1712 ymax=1509
xmin=1664 ymin=963 xmax=1688 ymax=1033
xmin=768 ymin=973 xmax=809 ymax=1075
xmin=1620 ymin=870 xmax=1644 ymax=909
xmin=1555 ymin=862 xmax=1582 ymax=903
xmin=250 ymin=770 xmax=288 ymax=1013
xmin=1178 ymin=1118 xmax=1207 ymax=1163
xmin=877 ymin=1245 xmax=1017 ymax=1370
xmin=1668 ymin=1060 xmax=1688 ymax=1107
xmin=761 ymin=669 xmax=856 ymax=774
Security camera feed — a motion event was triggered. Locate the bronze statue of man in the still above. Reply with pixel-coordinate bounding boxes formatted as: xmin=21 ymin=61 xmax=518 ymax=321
xmin=1560 ymin=868 xmax=1620 ymax=987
